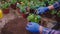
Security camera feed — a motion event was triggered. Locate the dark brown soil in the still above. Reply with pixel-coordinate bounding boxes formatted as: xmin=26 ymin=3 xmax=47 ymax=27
xmin=1 ymin=17 xmax=32 ymax=34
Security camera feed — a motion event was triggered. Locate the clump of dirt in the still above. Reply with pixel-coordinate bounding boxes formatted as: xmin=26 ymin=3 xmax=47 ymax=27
xmin=1 ymin=17 xmax=32 ymax=34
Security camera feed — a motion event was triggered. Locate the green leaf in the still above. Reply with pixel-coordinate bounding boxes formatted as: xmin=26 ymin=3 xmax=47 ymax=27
xmin=34 ymin=15 xmax=41 ymax=23
xmin=50 ymin=10 xmax=57 ymax=15
xmin=1 ymin=2 xmax=10 ymax=9
xmin=27 ymin=14 xmax=35 ymax=22
xmin=10 ymin=0 xmax=17 ymax=4
xmin=57 ymin=12 xmax=60 ymax=17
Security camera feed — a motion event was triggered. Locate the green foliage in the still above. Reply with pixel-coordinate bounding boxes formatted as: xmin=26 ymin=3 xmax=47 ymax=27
xmin=16 ymin=0 xmax=58 ymax=16
xmin=27 ymin=14 xmax=41 ymax=23
xmin=35 ymin=15 xmax=41 ymax=23
xmin=1 ymin=2 xmax=10 ymax=9
xmin=17 ymin=0 xmax=21 ymax=2
xmin=10 ymin=0 xmax=17 ymax=4
xmin=57 ymin=11 xmax=60 ymax=17
xmin=27 ymin=14 xmax=35 ymax=22
xmin=0 ymin=2 xmax=2 ymax=8
xmin=50 ymin=10 xmax=57 ymax=15
xmin=20 ymin=5 xmax=26 ymax=13
xmin=0 ymin=0 xmax=59 ymax=17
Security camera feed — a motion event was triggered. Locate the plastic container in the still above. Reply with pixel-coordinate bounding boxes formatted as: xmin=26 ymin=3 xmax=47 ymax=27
xmin=3 ymin=8 xmax=9 ymax=14
xmin=0 ymin=9 xmax=3 ymax=19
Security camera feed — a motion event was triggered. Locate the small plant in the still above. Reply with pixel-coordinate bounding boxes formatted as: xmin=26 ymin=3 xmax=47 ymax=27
xmin=1 ymin=2 xmax=10 ymax=14
xmin=27 ymin=14 xmax=41 ymax=23
xmin=57 ymin=11 xmax=60 ymax=17
xmin=50 ymin=10 xmax=57 ymax=15
xmin=27 ymin=14 xmax=35 ymax=22
xmin=10 ymin=0 xmax=17 ymax=9
xmin=17 ymin=0 xmax=21 ymax=3
xmin=10 ymin=0 xmax=17 ymax=4
xmin=1 ymin=2 xmax=10 ymax=9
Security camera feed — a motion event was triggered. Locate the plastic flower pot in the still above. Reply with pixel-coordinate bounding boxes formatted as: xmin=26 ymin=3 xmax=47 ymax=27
xmin=3 ymin=8 xmax=9 ymax=14
xmin=22 ymin=12 xmax=29 ymax=19
xmin=10 ymin=3 xmax=17 ymax=10
xmin=22 ymin=13 xmax=27 ymax=18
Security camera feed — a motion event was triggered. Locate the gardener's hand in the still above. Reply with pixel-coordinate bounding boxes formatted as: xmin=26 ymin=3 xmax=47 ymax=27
xmin=36 ymin=7 xmax=49 ymax=15
xmin=53 ymin=2 xmax=60 ymax=10
xmin=26 ymin=22 xmax=40 ymax=33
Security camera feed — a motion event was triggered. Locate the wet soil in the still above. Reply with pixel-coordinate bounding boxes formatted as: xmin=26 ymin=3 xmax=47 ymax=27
xmin=1 ymin=17 xmax=32 ymax=34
